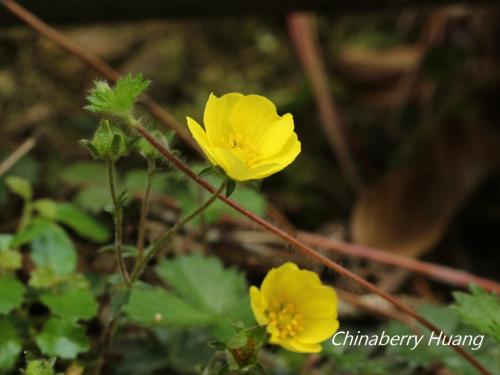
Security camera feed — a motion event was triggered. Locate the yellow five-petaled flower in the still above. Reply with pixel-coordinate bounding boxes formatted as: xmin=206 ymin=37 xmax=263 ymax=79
xmin=187 ymin=93 xmax=301 ymax=181
xmin=250 ymin=262 xmax=339 ymax=353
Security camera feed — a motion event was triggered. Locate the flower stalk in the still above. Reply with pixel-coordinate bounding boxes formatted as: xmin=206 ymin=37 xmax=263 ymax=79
xmin=136 ymin=158 xmax=155 ymax=261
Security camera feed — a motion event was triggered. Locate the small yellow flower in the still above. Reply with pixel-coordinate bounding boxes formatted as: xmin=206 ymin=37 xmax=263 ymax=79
xmin=186 ymin=93 xmax=301 ymax=181
xmin=250 ymin=262 xmax=339 ymax=353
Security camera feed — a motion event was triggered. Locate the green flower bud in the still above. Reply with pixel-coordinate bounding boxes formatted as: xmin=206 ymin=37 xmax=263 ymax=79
xmin=136 ymin=129 xmax=171 ymax=160
xmin=80 ymin=120 xmax=134 ymax=160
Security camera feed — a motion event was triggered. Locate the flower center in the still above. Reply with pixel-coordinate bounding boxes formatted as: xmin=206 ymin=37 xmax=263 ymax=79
xmin=226 ymin=131 xmax=260 ymax=166
xmin=267 ymin=300 xmax=304 ymax=339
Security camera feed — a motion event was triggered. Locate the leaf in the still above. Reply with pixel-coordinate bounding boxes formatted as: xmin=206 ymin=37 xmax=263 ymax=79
xmin=0 ymin=234 xmax=13 ymax=251
xmin=0 ymin=317 xmax=22 ymax=371
xmin=85 ymin=74 xmax=150 ymax=116
xmin=40 ymin=285 xmax=98 ymax=321
xmin=453 ymin=286 xmax=500 ymax=342
xmin=0 ymin=275 xmax=26 ymax=314
xmin=29 ymin=220 xmax=77 ymax=276
xmin=0 ymin=250 xmax=22 ymax=270
xmin=74 ymin=186 xmax=110 ymax=214
xmin=226 ymin=179 xmax=236 ymax=197
xmin=56 ymin=202 xmax=110 ymax=242
xmin=35 ymin=318 xmax=90 ymax=359
xmin=59 ymin=162 xmax=108 ymax=187
xmin=126 ymin=284 xmax=214 ymax=327
xmin=5 ymin=175 xmax=32 ymax=201
xmin=24 ymin=359 xmax=56 ymax=375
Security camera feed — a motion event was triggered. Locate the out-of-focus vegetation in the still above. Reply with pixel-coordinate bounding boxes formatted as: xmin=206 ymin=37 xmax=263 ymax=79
xmin=1 ymin=3 xmax=500 ymax=374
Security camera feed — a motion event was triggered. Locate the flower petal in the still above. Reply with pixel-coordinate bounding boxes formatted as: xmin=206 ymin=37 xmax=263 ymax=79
xmin=186 ymin=117 xmax=217 ymax=165
xmin=253 ymin=132 xmax=301 ymax=170
xmin=296 ymin=317 xmax=340 ymax=344
xmin=255 ymin=113 xmax=295 ymax=158
xmin=249 ymin=286 xmax=269 ymax=325
xmin=260 ymin=263 xmax=299 ymax=302
xmin=204 ymin=93 xmax=243 ymax=146
xmin=230 ymin=94 xmax=281 ymax=141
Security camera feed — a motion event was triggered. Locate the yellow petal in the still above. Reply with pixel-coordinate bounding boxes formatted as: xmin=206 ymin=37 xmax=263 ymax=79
xmin=296 ymin=317 xmax=340 ymax=344
xmin=249 ymin=286 xmax=269 ymax=325
xmin=253 ymin=132 xmax=301 ymax=170
xmin=230 ymin=94 xmax=281 ymax=141
xmin=269 ymin=336 xmax=322 ymax=353
xmin=186 ymin=117 xmax=217 ymax=165
xmin=255 ymin=113 xmax=295 ymax=158
xmin=261 ymin=263 xmax=299 ymax=302
xmin=204 ymin=93 xmax=243 ymax=146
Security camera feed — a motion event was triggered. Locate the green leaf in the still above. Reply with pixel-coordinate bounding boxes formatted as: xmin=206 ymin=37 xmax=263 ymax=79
xmin=35 ymin=200 xmax=110 ymax=243
xmin=0 ymin=275 xmax=26 ymax=314
xmin=0 ymin=234 xmax=13 ymax=251
xmin=85 ymin=74 xmax=150 ymax=116
xmin=0 ymin=250 xmax=22 ymax=270
xmin=29 ymin=220 xmax=77 ymax=276
xmin=59 ymin=162 xmax=108 ymax=187
xmin=126 ymin=284 xmax=214 ymax=327
xmin=24 ymin=359 xmax=55 ymax=375
xmin=35 ymin=317 xmax=90 ymax=359
xmin=29 ymin=267 xmax=62 ymax=289
xmin=5 ymin=176 xmax=32 ymax=201
xmin=0 ymin=317 xmax=22 ymax=371
xmin=40 ymin=284 xmax=98 ymax=321
xmin=225 ymin=179 xmax=236 ymax=197
xmin=453 ymin=286 xmax=500 ymax=342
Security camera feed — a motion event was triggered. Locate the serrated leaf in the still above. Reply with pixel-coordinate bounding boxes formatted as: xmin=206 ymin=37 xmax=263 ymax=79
xmin=29 ymin=220 xmax=77 ymax=275
xmin=5 ymin=176 xmax=32 ymax=201
xmin=155 ymin=253 xmax=248 ymax=316
xmin=40 ymin=285 xmax=98 ymax=321
xmin=35 ymin=318 xmax=90 ymax=359
xmin=453 ymin=286 xmax=500 ymax=342
xmin=0 ymin=275 xmax=26 ymax=314
xmin=0 ymin=317 xmax=22 ymax=371
xmin=125 ymin=285 xmax=214 ymax=327
xmin=85 ymin=74 xmax=150 ymax=116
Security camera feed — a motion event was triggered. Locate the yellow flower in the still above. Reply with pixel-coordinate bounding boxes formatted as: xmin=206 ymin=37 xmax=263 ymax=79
xmin=249 ymin=262 xmax=339 ymax=353
xmin=186 ymin=93 xmax=301 ymax=181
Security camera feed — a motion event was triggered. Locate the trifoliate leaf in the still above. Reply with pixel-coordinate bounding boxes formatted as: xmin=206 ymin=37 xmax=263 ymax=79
xmin=34 ymin=200 xmax=110 ymax=243
xmin=0 ymin=317 xmax=22 ymax=371
xmin=35 ymin=318 xmax=90 ymax=359
xmin=453 ymin=286 xmax=500 ymax=342
xmin=85 ymin=74 xmax=150 ymax=117
xmin=126 ymin=284 xmax=214 ymax=327
xmin=28 ymin=219 xmax=77 ymax=276
xmin=0 ymin=275 xmax=26 ymax=314
xmin=5 ymin=176 xmax=32 ymax=201
xmin=40 ymin=285 xmax=98 ymax=321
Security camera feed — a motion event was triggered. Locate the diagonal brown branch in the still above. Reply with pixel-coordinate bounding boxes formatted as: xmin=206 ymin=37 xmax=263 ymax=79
xmin=135 ymin=124 xmax=490 ymax=375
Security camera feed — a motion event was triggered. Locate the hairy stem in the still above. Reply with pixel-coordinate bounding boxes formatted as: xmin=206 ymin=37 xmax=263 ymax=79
xmin=130 ymin=180 xmax=226 ymax=283
xmin=136 ymin=158 xmax=155 ymax=260
xmin=106 ymin=159 xmax=131 ymax=287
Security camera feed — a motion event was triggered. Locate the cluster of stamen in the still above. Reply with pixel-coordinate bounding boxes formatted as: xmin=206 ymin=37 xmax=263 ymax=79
xmin=226 ymin=131 xmax=260 ymax=166
xmin=267 ymin=300 xmax=304 ymax=339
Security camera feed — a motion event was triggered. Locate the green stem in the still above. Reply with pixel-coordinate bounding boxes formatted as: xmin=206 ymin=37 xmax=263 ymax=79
xmin=130 ymin=180 xmax=226 ymax=283
xmin=106 ymin=159 xmax=131 ymax=287
xmin=136 ymin=158 xmax=155 ymax=261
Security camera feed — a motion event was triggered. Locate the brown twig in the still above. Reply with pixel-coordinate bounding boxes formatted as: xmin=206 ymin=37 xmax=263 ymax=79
xmin=0 ymin=137 xmax=36 ymax=177
xmin=287 ymin=12 xmax=362 ymax=190
xmin=298 ymin=232 xmax=500 ymax=293
xmin=135 ymin=124 xmax=490 ymax=375
xmin=1 ymin=0 xmax=197 ymax=150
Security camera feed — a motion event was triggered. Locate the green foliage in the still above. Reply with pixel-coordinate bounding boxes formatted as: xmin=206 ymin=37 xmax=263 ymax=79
xmin=35 ymin=318 xmax=90 ymax=359
xmin=0 ymin=250 xmax=22 ymax=270
xmin=85 ymin=74 xmax=150 ymax=117
xmin=27 ymin=219 xmax=77 ymax=276
xmin=34 ymin=199 xmax=110 ymax=243
xmin=126 ymin=254 xmax=253 ymax=339
xmin=0 ymin=317 xmax=22 ymax=371
xmin=24 ymin=359 xmax=56 ymax=375
xmin=452 ymin=285 xmax=500 ymax=342
xmin=136 ymin=129 xmax=172 ymax=160
xmin=40 ymin=284 xmax=98 ymax=321
xmin=81 ymin=120 xmax=134 ymax=160
xmin=0 ymin=275 xmax=26 ymax=314
xmin=5 ymin=175 xmax=32 ymax=201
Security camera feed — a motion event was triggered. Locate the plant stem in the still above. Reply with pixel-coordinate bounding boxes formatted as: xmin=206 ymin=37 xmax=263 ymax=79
xmin=136 ymin=158 xmax=155 ymax=261
xmin=134 ymin=124 xmax=491 ymax=375
xmin=130 ymin=180 xmax=226 ymax=283
xmin=106 ymin=159 xmax=131 ymax=287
